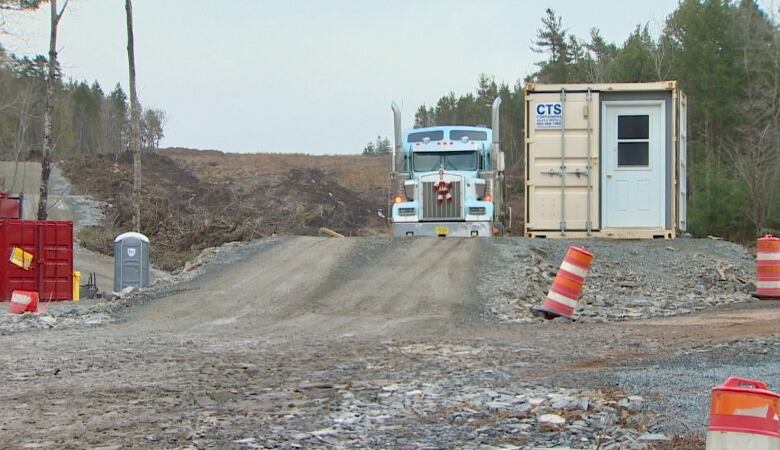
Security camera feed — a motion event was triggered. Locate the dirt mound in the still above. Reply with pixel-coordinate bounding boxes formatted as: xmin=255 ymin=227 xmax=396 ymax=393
xmin=61 ymin=151 xmax=388 ymax=270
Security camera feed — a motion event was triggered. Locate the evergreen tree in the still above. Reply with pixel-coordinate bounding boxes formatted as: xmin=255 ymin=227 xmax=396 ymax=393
xmin=362 ymin=140 xmax=376 ymax=156
xmin=531 ymin=9 xmax=570 ymax=83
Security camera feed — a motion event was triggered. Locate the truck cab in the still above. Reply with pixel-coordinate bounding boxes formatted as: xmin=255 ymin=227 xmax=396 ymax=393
xmin=389 ymin=98 xmax=508 ymax=237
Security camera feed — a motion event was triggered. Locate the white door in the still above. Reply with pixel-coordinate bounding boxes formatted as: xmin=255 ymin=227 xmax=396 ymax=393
xmin=602 ymin=102 xmax=665 ymax=228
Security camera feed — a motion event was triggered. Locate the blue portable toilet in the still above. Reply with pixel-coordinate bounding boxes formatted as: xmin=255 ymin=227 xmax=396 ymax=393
xmin=114 ymin=232 xmax=150 ymax=292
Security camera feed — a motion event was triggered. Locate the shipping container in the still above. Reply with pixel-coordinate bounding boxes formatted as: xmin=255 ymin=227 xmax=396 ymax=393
xmin=0 ymin=220 xmax=73 ymax=301
xmin=524 ymin=81 xmax=687 ymax=239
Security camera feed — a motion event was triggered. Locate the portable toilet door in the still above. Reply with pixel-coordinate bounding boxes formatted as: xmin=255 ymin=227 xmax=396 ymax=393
xmin=114 ymin=232 xmax=150 ymax=292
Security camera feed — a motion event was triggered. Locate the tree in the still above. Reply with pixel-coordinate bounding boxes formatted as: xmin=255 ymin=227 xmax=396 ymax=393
xmin=126 ymin=0 xmax=141 ymax=231
xmin=414 ymin=105 xmax=435 ymax=128
xmin=610 ymin=25 xmax=661 ymax=82
xmin=141 ymin=108 xmax=166 ymax=151
xmin=0 ymin=0 xmax=44 ymax=9
xmin=70 ymin=80 xmax=102 ymax=154
xmin=530 ymin=8 xmax=570 ymax=83
xmin=723 ymin=0 xmax=780 ymax=234
xmin=37 ymin=0 xmax=68 ymax=220
xmin=361 ymin=136 xmax=391 ymax=156
xmin=361 ymin=140 xmax=375 ymax=156
xmin=376 ymin=136 xmax=391 ymax=155
xmin=585 ymin=28 xmax=618 ymax=82
xmin=104 ymin=83 xmax=129 ymax=154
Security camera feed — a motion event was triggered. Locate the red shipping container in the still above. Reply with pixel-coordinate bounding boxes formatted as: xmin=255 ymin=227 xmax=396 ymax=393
xmin=0 ymin=220 xmax=73 ymax=302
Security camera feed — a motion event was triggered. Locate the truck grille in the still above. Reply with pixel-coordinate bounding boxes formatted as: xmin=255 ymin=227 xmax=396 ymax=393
xmin=421 ymin=181 xmax=462 ymax=220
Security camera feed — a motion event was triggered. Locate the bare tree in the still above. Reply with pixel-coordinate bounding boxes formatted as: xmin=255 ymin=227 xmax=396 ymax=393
xmin=726 ymin=4 xmax=780 ymax=234
xmin=141 ymin=108 xmax=166 ymax=151
xmin=11 ymin=81 xmax=35 ymax=192
xmin=126 ymin=0 xmax=141 ymax=230
xmin=36 ymin=0 xmax=67 ymax=220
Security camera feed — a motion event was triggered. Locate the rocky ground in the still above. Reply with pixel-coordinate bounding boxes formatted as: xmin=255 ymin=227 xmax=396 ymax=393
xmin=480 ymin=237 xmax=756 ymax=323
xmin=1 ymin=235 xmax=776 ymax=449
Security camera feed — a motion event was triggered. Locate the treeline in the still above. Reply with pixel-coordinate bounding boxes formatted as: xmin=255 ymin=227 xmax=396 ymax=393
xmin=0 ymin=46 xmax=166 ymax=162
xmin=415 ymin=0 xmax=780 ymax=241
xmin=414 ymin=74 xmax=525 ymax=171
xmin=362 ymin=135 xmax=391 ymax=156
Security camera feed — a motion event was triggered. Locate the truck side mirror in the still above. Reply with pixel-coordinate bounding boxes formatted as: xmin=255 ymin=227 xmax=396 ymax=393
xmin=474 ymin=179 xmax=486 ymax=198
xmin=496 ymin=152 xmax=505 ymax=172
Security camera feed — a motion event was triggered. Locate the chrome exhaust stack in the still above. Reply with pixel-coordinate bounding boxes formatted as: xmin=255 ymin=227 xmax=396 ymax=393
xmin=491 ymin=96 xmax=502 ymax=171
xmin=391 ymin=101 xmax=403 ymax=175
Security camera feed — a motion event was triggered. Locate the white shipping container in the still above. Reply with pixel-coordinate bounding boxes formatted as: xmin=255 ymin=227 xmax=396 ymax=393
xmin=524 ymin=81 xmax=687 ymax=239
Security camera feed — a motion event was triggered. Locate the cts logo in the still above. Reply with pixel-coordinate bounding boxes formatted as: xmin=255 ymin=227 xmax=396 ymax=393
xmin=537 ymin=103 xmax=562 ymax=116
xmin=535 ymin=102 xmax=563 ymax=128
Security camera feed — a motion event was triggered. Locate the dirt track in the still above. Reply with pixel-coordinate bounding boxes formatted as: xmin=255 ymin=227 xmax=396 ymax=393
xmin=1 ymin=237 xmax=779 ymax=448
xmin=132 ymin=237 xmax=482 ymax=339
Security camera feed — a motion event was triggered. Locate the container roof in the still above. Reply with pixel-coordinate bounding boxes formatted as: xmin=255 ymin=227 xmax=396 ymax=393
xmin=525 ymin=81 xmax=677 ymax=93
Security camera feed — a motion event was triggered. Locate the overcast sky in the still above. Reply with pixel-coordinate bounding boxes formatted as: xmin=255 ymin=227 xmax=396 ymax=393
xmin=2 ymin=0 xmax=686 ymax=154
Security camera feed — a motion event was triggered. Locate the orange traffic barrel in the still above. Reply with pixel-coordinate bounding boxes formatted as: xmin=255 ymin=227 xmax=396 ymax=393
xmin=756 ymin=235 xmax=780 ymax=299
xmin=706 ymin=377 xmax=780 ymax=450
xmin=7 ymin=290 xmax=39 ymax=315
xmin=533 ymin=246 xmax=593 ymax=319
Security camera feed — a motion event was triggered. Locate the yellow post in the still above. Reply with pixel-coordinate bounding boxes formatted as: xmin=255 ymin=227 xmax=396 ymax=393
xmin=73 ymin=271 xmax=80 ymax=302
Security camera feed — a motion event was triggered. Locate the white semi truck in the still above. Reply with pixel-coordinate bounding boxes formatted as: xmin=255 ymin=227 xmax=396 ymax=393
xmin=389 ymin=98 xmax=509 ymax=237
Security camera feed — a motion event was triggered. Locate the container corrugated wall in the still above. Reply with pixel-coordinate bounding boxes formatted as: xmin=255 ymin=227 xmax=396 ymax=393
xmin=0 ymin=220 xmax=73 ymax=301
xmin=525 ymin=89 xmax=600 ymax=232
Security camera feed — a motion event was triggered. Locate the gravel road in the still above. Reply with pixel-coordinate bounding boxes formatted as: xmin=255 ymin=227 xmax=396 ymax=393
xmin=1 ymin=235 xmax=777 ymax=449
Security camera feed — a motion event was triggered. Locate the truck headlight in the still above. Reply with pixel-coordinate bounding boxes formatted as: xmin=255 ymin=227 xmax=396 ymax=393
xmin=468 ymin=207 xmax=487 ymax=216
xmin=398 ymin=207 xmax=416 ymax=216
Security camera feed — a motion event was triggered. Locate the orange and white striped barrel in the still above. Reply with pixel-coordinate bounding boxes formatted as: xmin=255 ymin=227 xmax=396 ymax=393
xmin=706 ymin=377 xmax=780 ymax=450
xmin=536 ymin=246 xmax=593 ymax=319
xmin=757 ymin=235 xmax=780 ymax=298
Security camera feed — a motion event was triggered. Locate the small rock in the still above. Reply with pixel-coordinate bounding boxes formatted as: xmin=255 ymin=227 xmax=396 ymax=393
xmin=38 ymin=316 xmax=57 ymax=326
xmin=538 ymin=413 xmax=566 ymax=426
xmin=638 ymin=432 xmax=671 ymax=442
xmin=486 ymin=401 xmax=512 ymax=410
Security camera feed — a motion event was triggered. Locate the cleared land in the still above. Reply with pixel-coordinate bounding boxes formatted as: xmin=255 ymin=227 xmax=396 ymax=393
xmin=61 ymin=149 xmax=390 ymax=270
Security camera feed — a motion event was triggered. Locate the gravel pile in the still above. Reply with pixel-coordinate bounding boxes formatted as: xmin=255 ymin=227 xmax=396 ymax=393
xmin=480 ymin=238 xmax=756 ymax=323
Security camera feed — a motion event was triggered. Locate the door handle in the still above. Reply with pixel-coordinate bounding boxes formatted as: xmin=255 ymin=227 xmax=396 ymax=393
xmin=607 ymin=173 xmax=613 ymax=179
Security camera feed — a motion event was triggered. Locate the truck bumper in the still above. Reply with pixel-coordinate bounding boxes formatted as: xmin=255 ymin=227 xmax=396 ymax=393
xmin=392 ymin=221 xmax=492 ymax=237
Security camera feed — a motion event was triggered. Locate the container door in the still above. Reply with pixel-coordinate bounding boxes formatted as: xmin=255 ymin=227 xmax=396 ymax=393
xmin=526 ymin=90 xmax=600 ymax=232
xmin=678 ymin=92 xmax=688 ymax=232
xmin=602 ymin=102 xmax=665 ymax=228
xmin=38 ymin=221 xmax=73 ymax=300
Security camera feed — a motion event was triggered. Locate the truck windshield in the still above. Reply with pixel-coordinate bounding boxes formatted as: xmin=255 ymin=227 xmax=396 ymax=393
xmin=412 ymin=151 xmax=478 ymax=171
